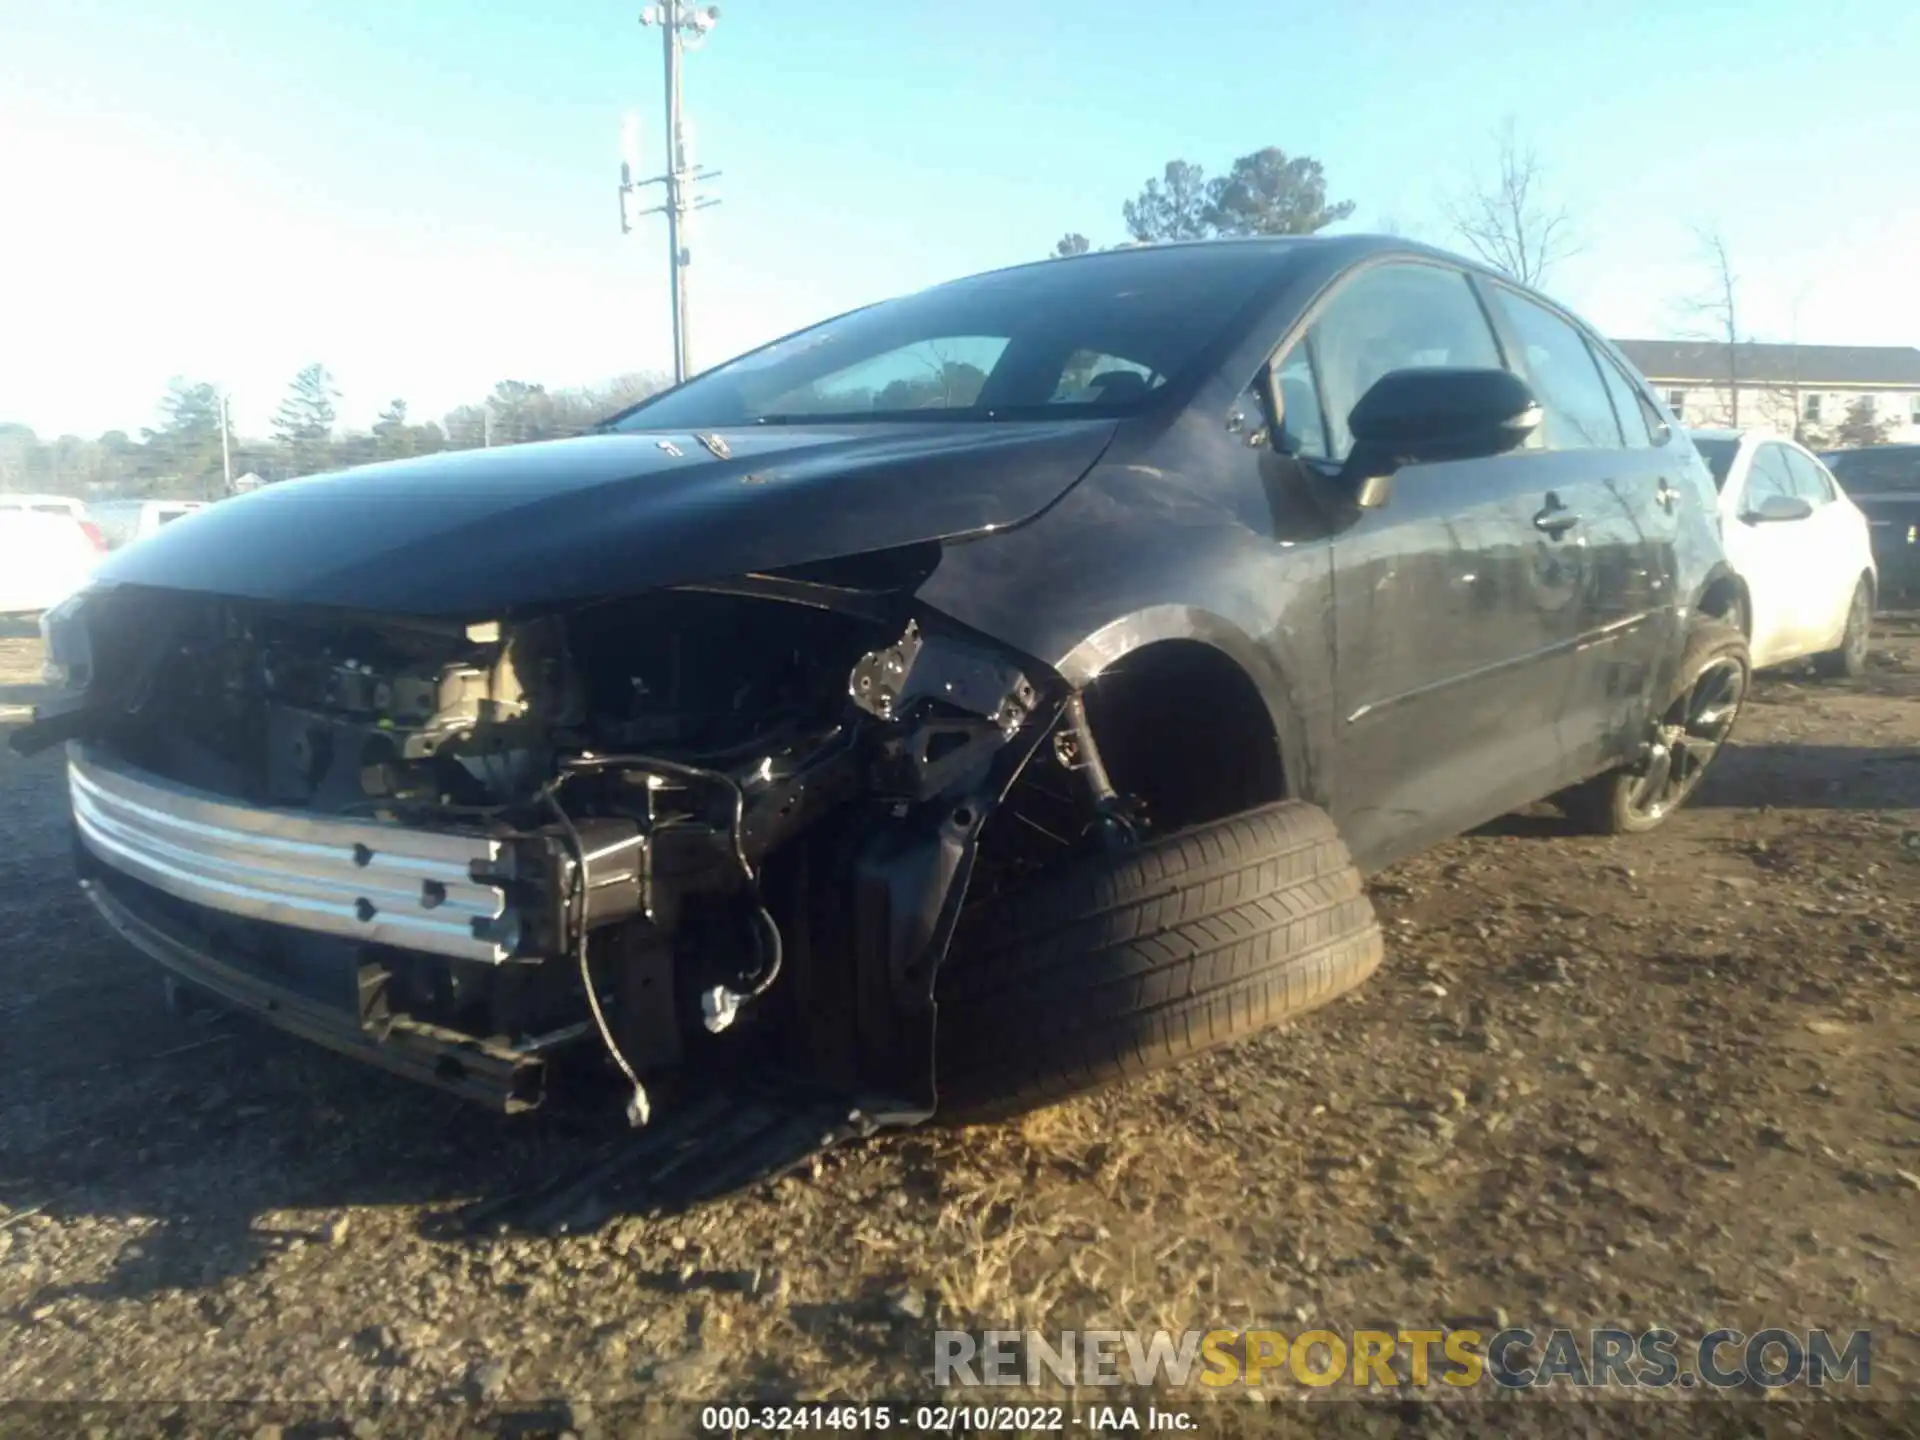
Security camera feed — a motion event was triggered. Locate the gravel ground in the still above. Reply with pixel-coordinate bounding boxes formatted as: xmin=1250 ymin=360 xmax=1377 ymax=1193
xmin=2 ymin=618 xmax=1917 ymax=1436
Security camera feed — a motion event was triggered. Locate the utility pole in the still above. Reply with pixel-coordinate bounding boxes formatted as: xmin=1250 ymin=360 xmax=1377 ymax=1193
xmin=219 ymin=391 xmax=233 ymax=495
xmin=621 ymin=3 xmax=723 ymax=385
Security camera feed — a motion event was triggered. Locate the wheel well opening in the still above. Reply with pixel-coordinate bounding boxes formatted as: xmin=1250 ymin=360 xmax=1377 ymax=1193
xmin=1699 ymin=574 xmax=1750 ymax=636
xmin=1082 ymin=640 xmax=1286 ymax=833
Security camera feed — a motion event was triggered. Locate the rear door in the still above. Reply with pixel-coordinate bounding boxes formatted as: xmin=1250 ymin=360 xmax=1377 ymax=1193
xmin=1286 ymin=259 xmax=1571 ymax=865
xmin=1478 ymin=282 xmax=1674 ymax=781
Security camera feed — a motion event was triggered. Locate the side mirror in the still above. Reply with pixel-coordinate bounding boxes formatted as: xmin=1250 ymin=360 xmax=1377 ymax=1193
xmin=1342 ymin=368 xmax=1542 ymax=507
xmin=1742 ymin=494 xmax=1813 ymax=525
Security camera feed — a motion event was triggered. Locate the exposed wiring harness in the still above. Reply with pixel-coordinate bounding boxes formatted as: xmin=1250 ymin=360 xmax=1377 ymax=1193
xmin=342 ymin=747 xmax=786 ymax=1126
xmin=542 ymin=787 xmax=651 ymax=1128
xmin=559 ymin=752 xmax=785 ymax=1004
xmin=538 ymin=751 xmax=786 ymax=1127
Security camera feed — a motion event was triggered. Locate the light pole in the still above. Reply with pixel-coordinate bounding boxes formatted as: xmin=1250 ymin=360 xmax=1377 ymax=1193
xmin=621 ymin=2 xmax=723 ymax=385
xmin=219 ymin=390 xmax=233 ymax=495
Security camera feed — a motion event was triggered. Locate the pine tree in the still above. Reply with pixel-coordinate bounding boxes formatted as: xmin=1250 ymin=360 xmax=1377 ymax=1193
xmin=271 ymin=364 xmax=340 ymax=476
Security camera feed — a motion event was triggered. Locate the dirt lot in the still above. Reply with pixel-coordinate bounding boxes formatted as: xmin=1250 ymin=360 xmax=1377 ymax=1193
xmin=2 ymin=616 xmax=1917 ymax=1434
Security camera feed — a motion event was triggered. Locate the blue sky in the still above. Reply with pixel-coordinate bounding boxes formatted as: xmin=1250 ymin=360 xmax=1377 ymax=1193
xmin=3 ymin=0 xmax=1916 ymax=438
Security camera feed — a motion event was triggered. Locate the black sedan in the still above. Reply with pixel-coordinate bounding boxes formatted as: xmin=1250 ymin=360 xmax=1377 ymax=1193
xmin=16 ymin=236 xmax=1749 ymax=1206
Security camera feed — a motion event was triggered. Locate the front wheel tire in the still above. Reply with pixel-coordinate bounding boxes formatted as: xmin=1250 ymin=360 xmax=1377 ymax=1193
xmin=935 ymin=799 xmax=1384 ymax=1122
xmin=1560 ymin=618 xmax=1750 ymax=835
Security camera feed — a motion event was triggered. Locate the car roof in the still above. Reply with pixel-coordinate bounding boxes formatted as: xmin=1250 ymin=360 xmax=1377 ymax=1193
xmin=954 ymin=232 xmax=1518 ymax=293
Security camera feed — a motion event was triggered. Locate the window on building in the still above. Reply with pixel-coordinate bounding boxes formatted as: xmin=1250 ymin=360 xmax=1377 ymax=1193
xmin=1910 ymin=395 xmax=1920 ymax=425
xmin=1804 ymin=394 xmax=1822 ymax=422
xmin=1859 ymin=395 xmax=1877 ymax=417
xmin=1667 ymin=389 xmax=1687 ymax=414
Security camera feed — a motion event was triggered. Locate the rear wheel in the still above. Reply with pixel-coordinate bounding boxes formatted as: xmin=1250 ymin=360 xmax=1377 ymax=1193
xmin=935 ymin=799 xmax=1383 ymax=1121
xmin=1560 ymin=618 xmax=1749 ymax=835
xmin=1812 ymin=576 xmax=1873 ymax=679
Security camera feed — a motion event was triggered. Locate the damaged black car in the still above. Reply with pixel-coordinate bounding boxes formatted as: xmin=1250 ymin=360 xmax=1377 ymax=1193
xmin=15 ymin=236 xmax=1752 ymax=1170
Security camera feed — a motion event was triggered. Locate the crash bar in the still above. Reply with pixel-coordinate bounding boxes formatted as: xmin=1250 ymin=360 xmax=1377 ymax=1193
xmin=68 ymin=744 xmax=519 ymax=964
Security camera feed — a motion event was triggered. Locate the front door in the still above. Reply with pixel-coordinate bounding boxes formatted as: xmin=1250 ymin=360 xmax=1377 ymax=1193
xmin=1275 ymin=259 xmax=1569 ymax=869
xmin=1727 ymin=441 xmax=1822 ymax=667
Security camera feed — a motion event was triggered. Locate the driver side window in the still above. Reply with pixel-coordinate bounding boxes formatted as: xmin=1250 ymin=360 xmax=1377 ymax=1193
xmin=1301 ymin=263 xmax=1505 ymax=461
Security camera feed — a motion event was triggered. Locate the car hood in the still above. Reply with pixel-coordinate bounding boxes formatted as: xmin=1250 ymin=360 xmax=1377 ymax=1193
xmin=92 ymin=420 xmax=1118 ymax=616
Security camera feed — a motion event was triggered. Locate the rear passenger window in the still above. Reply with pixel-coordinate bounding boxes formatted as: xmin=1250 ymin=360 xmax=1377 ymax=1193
xmin=1485 ymin=287 xmax=1624 ymax=451
xmin=1305 ymin=262 xmax=1505 ymax=461
xmin=1596 ymin=356 xmax=1656 ymax=448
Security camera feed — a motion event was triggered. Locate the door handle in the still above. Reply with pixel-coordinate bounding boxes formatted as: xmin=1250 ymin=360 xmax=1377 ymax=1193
xmin=1533 ymin=496 xmax=1581 ymax=537
xmin=1655 ymin=477 xmax=1680 ymax=513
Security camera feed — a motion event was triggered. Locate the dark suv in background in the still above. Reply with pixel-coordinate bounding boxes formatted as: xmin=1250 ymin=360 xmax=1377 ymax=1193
xmin=1822 ymin=443 xmax=1920 ymax=603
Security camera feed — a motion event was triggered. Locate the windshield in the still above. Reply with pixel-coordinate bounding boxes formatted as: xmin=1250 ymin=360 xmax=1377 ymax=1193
xmin=1691 ymin=437 xmax=1739 ymax=491
xmin=610 ymin=246 xmax=1298 ymax=431
xmin=1824 ymin=448 xmax=1920 ymax=494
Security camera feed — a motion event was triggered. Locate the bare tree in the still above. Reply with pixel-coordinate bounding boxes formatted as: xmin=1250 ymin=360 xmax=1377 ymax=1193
xmin=1441 ymin=117 xmax=1577 ymax=288
xmin=1767 ymin=285 xmax=1824 ymax=446
xmin=1679 ymin=225 xmax=1743 ymax=428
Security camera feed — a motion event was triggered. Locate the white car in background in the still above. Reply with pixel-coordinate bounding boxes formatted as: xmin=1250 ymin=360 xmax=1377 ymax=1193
xmin=0 ymin=508 xmax=107 ymax=616
xmin=90 ymin=498 xmax=210 ymax=550
xmin=0 ymin=493 xmax=90 ymax=521
xmin=1686 ymin=428 xmax=1876 ymax=676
